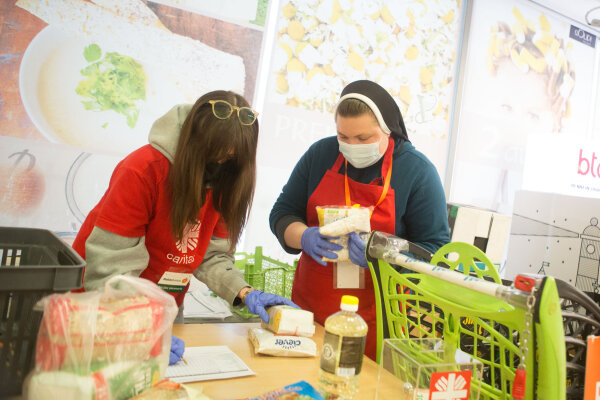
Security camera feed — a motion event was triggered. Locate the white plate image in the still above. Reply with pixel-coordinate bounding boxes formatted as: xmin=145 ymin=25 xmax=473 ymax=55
xmin=19 ymin=25 xmax=188 ymax=155
xmin=65 ymin=152 xmax=122 ymax=224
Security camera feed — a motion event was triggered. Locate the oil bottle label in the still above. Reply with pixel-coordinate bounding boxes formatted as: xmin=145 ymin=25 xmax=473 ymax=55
xmin=320 ymin=331 xmax=366 ymax=376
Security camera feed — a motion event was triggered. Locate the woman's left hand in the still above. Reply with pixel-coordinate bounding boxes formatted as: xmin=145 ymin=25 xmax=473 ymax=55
xmin=348 ymin=232 xmax=368 ymax=269
xmin=245 ymin=290 xmax=299 ymax=323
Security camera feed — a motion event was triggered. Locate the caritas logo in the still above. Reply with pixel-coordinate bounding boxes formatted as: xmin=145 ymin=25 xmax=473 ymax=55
xmin=429 ymin=371 xmax=471 ymax=400
xmin=578 ymin=150 xmax=600 ymax=177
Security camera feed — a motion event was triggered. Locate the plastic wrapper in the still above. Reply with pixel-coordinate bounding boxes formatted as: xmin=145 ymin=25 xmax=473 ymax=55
xmin=129 ymin=379 xmax=211 ymax=399
xmin=316 ymin=206 xmax=371 ymax=262
xmin=24 ymin=276 xmax=179 ymax=400
xmin=238 ymin=380 xmax=324 ymax=399
xmin=249 ymin=328 xmax=317 ymax=357
xmin=261 ymin=305 xmax=315 ymax=337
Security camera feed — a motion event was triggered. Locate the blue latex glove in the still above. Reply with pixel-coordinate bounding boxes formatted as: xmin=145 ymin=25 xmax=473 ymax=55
xmin=169 ymin=335 xmax=185 ymax=365
xmin=301 ymin=226 xmax=343 ymax=266
xmin=245 ymin=290 xmax=299 ymax=323
xmin=348 ymin=232 xmax=368 ymax=269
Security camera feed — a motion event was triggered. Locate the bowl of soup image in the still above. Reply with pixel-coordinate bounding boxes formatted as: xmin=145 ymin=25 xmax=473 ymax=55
xmin=19 ymin=25 xmax=187 ymax=154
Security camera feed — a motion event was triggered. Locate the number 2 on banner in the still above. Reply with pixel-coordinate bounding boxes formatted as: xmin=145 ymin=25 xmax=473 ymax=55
xmin=428 ymin=371 xmax=471 ymax=400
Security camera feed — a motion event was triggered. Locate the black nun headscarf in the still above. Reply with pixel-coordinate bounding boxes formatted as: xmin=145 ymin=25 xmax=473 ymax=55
xmin=335 ymin=80 xmax=410 ymax=143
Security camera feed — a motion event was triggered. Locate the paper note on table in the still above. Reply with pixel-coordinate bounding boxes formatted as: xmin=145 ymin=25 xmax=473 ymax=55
xmin=166 ymin=346 xmax=255 ymax=383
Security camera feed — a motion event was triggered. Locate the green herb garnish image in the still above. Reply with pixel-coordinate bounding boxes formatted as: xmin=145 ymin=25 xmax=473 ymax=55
xmin=76 ymin=44 xmax=147 ymax=128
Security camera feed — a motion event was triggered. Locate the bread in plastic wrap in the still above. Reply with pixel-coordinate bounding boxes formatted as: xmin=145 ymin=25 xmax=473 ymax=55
xmin=261 ymin=305 xmax=315 ymax=337
xmin=24 ymin=275 xmax=178 ymax=400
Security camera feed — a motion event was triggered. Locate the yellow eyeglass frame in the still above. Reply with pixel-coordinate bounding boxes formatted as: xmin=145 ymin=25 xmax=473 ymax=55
xmin=208 ymin=100 xmax=259 ymax=126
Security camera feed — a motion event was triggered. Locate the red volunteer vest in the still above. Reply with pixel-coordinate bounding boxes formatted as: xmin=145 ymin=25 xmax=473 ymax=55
xmin=73 ymin=146 xmax=225 ymax=307
xmin=292 ymin=139 xmax=396 ymax=360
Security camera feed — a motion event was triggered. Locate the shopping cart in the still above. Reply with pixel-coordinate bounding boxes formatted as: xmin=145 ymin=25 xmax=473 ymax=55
xmin=366 ymin=231 xmax=565 ymax=400
xmin=432 ymin=240 xmax=600 ymax=399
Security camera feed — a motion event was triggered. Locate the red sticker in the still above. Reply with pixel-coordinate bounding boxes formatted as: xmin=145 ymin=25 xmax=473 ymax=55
xmin=429 ymin=370 xmax=472 ymax=400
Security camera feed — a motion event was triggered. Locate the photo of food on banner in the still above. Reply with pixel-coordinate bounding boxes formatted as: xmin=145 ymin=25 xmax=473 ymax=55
xmin=316 ymin=205 xmax=372 ymax=289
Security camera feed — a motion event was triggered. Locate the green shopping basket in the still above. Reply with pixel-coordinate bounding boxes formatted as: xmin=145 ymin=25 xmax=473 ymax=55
xmin=366 ymin=231 xmax=566 ymax=400
xmin=233 ymin=246 xmax=297 ymax=318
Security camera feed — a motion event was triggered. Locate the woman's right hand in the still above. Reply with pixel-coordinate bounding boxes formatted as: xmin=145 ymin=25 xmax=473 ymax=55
xmin=300 ymin=227 xmax=342 ymax=266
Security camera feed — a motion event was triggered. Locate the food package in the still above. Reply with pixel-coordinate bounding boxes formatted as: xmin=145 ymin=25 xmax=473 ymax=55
xmin=249 ymin=328 xmax=317 ymax=358
xmin=238 ymin=380 xmax=324 ymax=399
xmin=130 ymin=379 xmax=211 ymax=400
xmin=262 ymin=305 xmax=315 ymax=337
xmin=24 ymin=276 xmax=178 ymax=400
xmin=316 ymin=206 xmax=371 ymax=262
xmin=27 ymin=359 xmax=160 ymax=400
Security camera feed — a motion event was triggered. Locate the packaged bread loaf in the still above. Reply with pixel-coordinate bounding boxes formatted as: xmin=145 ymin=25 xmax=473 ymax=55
xmin=262 ymin=305 xmax=315 ymax=337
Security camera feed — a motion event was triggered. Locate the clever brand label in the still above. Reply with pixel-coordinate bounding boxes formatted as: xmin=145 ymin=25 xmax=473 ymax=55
xmin=570 ymin=25 xmax=596 ymax=48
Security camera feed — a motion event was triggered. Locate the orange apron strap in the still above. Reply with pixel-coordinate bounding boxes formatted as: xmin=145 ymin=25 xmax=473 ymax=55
xmin=344 ymin=159 xmax=352 ymax=206
xmin=375 ymin=163 xmax=392 ymax=207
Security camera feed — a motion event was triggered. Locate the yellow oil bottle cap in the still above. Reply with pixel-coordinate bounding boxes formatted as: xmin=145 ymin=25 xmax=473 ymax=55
xmin=341 ymin=295 xmax=359 ymax=311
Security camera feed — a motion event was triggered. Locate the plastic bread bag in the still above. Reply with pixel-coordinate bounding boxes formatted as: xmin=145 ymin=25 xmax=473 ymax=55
xmin=129 ymin=379 xmax=211 ymax=400
xmin=248 ymin=328 xmax=317 ymax=357
xmin=316 ymin=205 xmax=371 ymax=262
xmin=24 ymin=275 xmax=179 ymax=400
xmin=261 ymin=305 xmax=315 ymax=337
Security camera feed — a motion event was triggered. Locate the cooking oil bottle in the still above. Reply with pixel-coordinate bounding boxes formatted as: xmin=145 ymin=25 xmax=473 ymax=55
xmin=318 ymin=295 xmax=368 ymax=400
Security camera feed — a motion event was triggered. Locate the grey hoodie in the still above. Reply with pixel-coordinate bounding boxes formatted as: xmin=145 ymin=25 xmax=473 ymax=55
xmin=83 ymin=104 xmax=249 ymax=308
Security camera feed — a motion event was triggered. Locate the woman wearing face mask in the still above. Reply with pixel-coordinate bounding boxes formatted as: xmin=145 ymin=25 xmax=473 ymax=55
xmin=73 ymin=90 xmax=297 ymax=365
xmin=269 ymin=80 xmax=449 ymax=359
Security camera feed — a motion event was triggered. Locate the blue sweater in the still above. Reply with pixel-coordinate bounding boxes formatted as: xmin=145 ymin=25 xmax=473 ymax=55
xmin=269 ymin=137 xmax=450 ymax=254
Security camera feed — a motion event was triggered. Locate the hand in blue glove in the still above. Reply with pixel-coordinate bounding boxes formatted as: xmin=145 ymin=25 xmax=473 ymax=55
xmin=169 ymin=335 xmax=185 ymax=365
xmin=348 ymin=232 xmax=368 ymax=269
xmin=301 ymin=226 xmax=343 ymax=266
xmin=245 ymin=290 xmax=299 ymax=323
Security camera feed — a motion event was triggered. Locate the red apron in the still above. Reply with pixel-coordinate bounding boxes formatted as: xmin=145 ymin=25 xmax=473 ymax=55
xmin=292 ymin=139 xmax=396 ymax=360
xmin=74 ymin=190 xmax=222 ymax=307
xmin=138 ymin=190 xmax=221 ymax=306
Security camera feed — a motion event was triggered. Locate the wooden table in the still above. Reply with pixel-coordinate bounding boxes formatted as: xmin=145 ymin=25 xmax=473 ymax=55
xmin=172 ymin=323 xmax=395 ymax=400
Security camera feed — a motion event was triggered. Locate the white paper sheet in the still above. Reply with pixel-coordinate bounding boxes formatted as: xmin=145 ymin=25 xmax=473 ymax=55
xmin=166 ymin=346 xmax=255 ymax=383
xmin=183 ymin=277 xmax=232 ymax=319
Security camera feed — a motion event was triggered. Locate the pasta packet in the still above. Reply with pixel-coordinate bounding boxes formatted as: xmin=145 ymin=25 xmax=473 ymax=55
xmin=316 ymin=205 xmax=371 ymax=262
xmin=248 ymin=328 xmax=317 ymax=357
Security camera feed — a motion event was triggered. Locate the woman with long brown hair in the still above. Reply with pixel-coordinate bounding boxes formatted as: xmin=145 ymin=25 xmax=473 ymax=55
xmin=73 ymin=90 xmax=296 ymax=364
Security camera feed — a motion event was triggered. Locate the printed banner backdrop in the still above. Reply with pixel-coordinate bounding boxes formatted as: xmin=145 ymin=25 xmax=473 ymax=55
xmin=0 ymin=0 xmax=267 ymax=236
xmin=449 ymin=0 xmax=597 ymax=215
xmin=245 ymin=0 xmax=465 ymax=262
xmin=505 ymin=190 xmax=600 ymax=294
xmin=522 ymin=134 xmax=600 ymax=199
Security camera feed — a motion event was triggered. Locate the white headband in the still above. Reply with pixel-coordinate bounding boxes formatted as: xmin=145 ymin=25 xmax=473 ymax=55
xmin=333 ymin=93 xmax=391 ymax=135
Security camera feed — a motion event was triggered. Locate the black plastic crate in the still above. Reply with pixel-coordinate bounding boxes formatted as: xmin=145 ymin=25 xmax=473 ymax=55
xmin=0 ymin=227 xmax=85 ymax=397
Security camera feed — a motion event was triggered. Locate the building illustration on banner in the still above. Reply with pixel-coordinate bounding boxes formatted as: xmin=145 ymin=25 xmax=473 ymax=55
xmin=505 ymin=191 xmax=600 ymax=294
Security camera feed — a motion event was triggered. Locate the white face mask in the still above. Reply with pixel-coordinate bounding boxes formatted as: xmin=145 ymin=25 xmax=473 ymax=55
xmin=338 ymin=138 xmax=384 ymax=169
